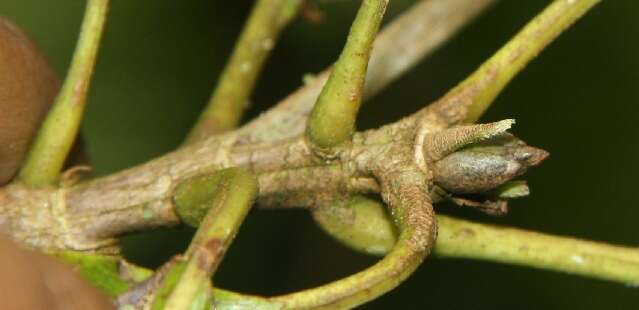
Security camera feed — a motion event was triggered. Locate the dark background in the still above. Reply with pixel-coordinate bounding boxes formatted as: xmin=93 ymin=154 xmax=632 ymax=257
xmin=2 ymin=0 xmax=638 ymax=308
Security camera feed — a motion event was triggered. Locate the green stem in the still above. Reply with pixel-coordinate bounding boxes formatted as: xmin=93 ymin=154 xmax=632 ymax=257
xmin=430 ymin=0 xmax=601 ymax=124
xmin=19 ymin=0 xmax=109 ymax=187
xmin=306 ymin=0 xmax=388 ymax=150
xmin=152 ymin=169 xmax=258 ymax=309
xmin=313 ymin=197 xmax=639 ymax=286
xmin=273 ymin=231 xmax=425 ymax=309
xmin=240 ymin=0 xmax=495 ymax=145
xmin=268 ymin=170 xmax=436 ymax=309
xmin=64 ymin=214 xmax=639 ymax=308
xmin=436 ymin=215 xmax=639 ymax=285
xmin=313 ymin=196 xmax=398 ymax=256
xmin=185 ymin=0 xmax=301 ymax=143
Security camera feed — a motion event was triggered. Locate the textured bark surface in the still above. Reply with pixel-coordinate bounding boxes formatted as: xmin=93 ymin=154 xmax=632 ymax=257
xmin=3 ymin=0 xmax=627 ymax=308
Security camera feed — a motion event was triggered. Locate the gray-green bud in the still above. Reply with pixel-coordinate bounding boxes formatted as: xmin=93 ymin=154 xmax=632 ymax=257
xmin=432 ymin=134 xmax=548 ymax=194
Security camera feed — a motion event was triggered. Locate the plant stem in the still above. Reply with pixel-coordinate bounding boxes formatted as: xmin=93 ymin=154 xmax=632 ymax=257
xmin=270 ymin=169 xmax=436 ymax=309
xmin=436 ymin=215 xmax=639 ymax=285
xmin=309 ymin=0 xmax=604 ymax=278
xmin=427 ymin=0 xmax=601 ymax=125
xmin=313 ymin=195 xmax=398 ymax=256
xmin=19 ymin=0 xmax=109 ymax=187
xmin=72 ymin=212 xmax=639 ymax=308
xmin=363 ymin=0 xmax=496 ymax=98
xmin=241 ymin=0 xmax=495 ymax=145
xmin=307 ymin=0 xmax=388 ymax=150
xmin=153 ymin=169 xmax=258 ymax=309
xmin=185 ymin=0 xmax=301 ymax=144
xmin=272 ymin=232 xmax=424 ymax=309
xmin=311 ymin=198 xmax=639 ymax=286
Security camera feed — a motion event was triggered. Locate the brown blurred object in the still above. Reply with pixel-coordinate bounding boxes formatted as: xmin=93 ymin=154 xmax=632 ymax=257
xmin=0 ymin=16 xmax=59 ymax=185
xmin=301 ymin=0 xmax=326 ymax=24
xmin=0 ymin=235 xmax=114 ymax=309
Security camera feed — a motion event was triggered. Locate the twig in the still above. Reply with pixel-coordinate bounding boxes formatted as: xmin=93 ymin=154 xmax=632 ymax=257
xmin=310 ymin=0 xmax=602 ymax=257
xmin=269 ymin=166 xmax=436 ymax=309
xmin=185 ymin=0 xmax=301 ymax=143
xmin=117 ymin=166 xmax=432 ymax=309
xmin=151 ymin=169 xmax=258 ymax=309
xmin=238 ymin=0 xmax=496 ymax=144
xmin=2 ymin=0 xmax=555 ymax=250
xmin=307 ymin=0 xmax=388 ymax=150
xmin=18 ymin=0 xmax=109 ymax=187
xmin=435 ymin=215 xmax=639 ymax=285
xmin=423 ymin=0 xmax=602 ymax=125
xmin=64 ymin=211 xmax=639 ymax=309
xmin=18 ymin=0 xmax=632 ymax=307
xmin=310 ymin=196 xmax=639 ymax=286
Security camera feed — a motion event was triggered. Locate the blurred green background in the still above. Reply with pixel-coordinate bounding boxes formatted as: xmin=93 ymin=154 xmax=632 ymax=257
xmin=2 ymin=0 xmax=638 ymax=308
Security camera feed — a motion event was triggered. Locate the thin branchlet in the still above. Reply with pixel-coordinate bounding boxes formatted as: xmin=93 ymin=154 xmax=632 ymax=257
xmin=185 ymin=0 xmax=302 ymax=143
xmin=307 ymin=0 xmax=388 ymax=150
xmin=238 ymin=0 xmax=497 ymax=145
xmin=18 ymin=0 xmax=110 ymax=187
xmin=3 ymin=1 xmax=636 ymax=309
xmin=147 ymin=169 xmax=258 ymax=309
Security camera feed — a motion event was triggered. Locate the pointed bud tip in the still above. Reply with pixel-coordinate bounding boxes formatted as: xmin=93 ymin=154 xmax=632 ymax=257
xmin=518 ymin=146 xmax=549 ymax=167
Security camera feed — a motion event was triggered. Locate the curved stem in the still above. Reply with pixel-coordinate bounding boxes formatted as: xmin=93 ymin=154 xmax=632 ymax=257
xmin=185 ymin=0 xmax=301 ymax=143
xmin=270 ymin=231 xmax=425 ymax=309
xmin=309 ymin=197 xmax=639 ymax=286
xmin=71 ymin=210 xmax=639 ymax=308
xmin=269 ymin=169 xmax=436 ymax=309
xmin=307 ymin=0 xmax=388 ymax=150
xmin=19 ymin=0 xmax=109 ymax=187
xmin=114 ymin=168 xmax=435 ymax=309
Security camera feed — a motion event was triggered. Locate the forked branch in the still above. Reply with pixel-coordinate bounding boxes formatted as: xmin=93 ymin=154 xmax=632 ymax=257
xmin=1 ymin=1 xmax=635 ymax=309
